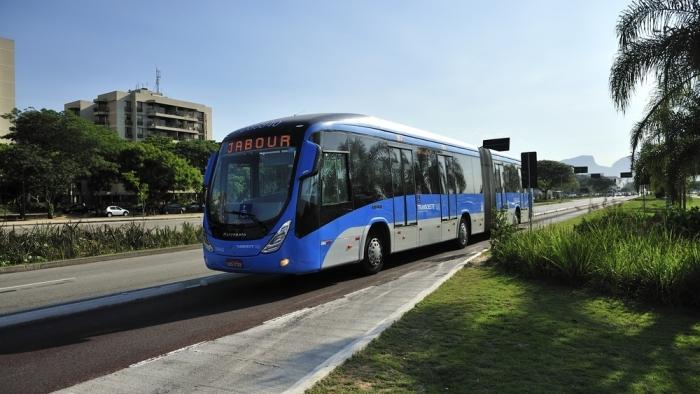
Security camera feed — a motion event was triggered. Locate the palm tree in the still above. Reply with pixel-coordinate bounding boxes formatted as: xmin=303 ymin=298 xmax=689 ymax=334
xmin=632 ymin=89 xmax=700 ymax=204
xmin=611 ymin=1 xmax=700 ymax=205
xmin=610 ymin=0 xmax=700 ymax=151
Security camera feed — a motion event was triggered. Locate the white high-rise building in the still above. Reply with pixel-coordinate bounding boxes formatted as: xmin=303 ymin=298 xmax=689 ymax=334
xmin=0 ymin=37 xmax=15 ymax=142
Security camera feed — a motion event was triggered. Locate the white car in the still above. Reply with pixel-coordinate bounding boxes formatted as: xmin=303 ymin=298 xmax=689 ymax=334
xmin=104 ymin=206 xmax=129 ymax=217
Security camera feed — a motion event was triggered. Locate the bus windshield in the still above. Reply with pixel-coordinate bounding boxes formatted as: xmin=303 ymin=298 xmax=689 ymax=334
xmin=207 ymin=147 xmax=297 ymax=239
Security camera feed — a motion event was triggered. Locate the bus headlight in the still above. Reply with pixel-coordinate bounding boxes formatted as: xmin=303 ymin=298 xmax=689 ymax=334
xmin=262 ymin=220 xmax=291 ymax=254
xmin=203 ymin=233 xmax=214 ymax=252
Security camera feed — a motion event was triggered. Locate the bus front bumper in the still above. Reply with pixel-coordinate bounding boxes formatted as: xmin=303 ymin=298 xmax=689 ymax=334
xmin=203 ymin=246 xmax=321 ymax=274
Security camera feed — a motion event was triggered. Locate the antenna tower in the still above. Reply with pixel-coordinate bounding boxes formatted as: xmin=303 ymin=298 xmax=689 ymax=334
xmin=155 ymin=68 xmax=161 ymax=94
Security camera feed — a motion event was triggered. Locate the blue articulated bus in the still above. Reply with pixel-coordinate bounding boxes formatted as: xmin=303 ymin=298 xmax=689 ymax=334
xmin=202 ymin=114 xmax=526 ymax=275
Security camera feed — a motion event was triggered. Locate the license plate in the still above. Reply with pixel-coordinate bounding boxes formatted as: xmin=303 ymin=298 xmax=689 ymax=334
xmin=225 ymin=259 xmax=243 ymax=268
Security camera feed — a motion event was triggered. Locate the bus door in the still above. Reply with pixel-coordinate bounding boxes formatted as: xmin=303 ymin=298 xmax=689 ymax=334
xmin=390 ymin=147 xmax=418 ymax=252
xmin=438 ymin=155 xmax=458 ymax=241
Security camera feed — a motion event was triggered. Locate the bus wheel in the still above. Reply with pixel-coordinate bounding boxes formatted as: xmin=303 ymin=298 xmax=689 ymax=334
xmin=455 ymin=216 xmax=469 ymax=249
xmin=361 ymin=232 xmax=385 ymax=275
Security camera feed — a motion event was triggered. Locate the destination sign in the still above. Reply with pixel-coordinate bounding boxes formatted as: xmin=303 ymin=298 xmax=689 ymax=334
xmin=226 ymin=134 xmax=291 ymax=153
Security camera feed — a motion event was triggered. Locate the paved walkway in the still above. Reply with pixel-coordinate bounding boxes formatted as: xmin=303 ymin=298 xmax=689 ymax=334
xmin=58 ymin=250 xmax=485 ymax=394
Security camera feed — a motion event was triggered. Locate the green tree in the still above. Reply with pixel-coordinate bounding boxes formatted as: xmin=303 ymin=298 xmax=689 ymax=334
xmin=609 ymin=1 xmax=700 ymax=205
xmin=577 ymin=175 xmax=617 ymax=194
xmin=121 ymin=171 xmax=149 ymax=216
xmin=631 ymin=92 xmax=700 ymax=204
xmin=610 ymin=1 xmax=700 ymax=135
xmin=0 ymin=144 xmax=54 ymax=218
xmin=169 ymin=139 xmax=220 ymax=174
xmin=119 ymin=143 xmax=202 ymax=205
xmin=143 ymin=135 xmax=175 ymax=152
xmin=536 ymin=160 xmax=576 ymax=199
xmin=2 ymin=109 xmax=126 ymax=205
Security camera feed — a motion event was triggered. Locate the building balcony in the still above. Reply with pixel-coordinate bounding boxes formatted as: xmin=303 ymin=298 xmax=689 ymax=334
xmin=147 ymin=110 xmax=202 ymax=122
xmin=148 ymin=123 xmax=202 ymax=134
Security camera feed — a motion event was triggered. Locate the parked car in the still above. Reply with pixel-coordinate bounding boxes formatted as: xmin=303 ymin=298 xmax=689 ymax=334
xmin=104 ymin=206 xmax=129 ymax=217
xmin=161 ymin=203 xmax=186 ymax=214
xmin=186 ymin=202 xmax=204 ymax=212
xmin=65 ymin=204 xmax=89 ymax=215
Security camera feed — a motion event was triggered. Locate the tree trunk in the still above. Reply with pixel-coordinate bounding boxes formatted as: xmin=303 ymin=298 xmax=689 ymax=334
xmin=19 ymin=180 xmax=26 ymax=220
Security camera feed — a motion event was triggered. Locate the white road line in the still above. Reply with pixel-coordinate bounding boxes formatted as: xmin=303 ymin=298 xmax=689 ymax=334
xmin=0 ymin=277 xmax=76 ymax=293
xmin=0 ymin=273 xmax=236 ymax=328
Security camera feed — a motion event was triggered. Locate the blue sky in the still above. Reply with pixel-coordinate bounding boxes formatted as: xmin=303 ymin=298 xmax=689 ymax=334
xmin=1 ymin=0 xmax=648 ymax=166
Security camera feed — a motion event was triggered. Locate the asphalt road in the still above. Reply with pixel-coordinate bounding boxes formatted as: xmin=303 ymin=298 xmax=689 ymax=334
xmin=0 ymin=249 xmax=215 ymax=315
xmin=532 ymin=195 xmax=628 ymax=214
xmin=0 ymin=197 xmax=627 ymax=393
xmin=0 ymin=237 xmax=489 ymax=393
xmin=0 ymin=197 xmax=630 ymax=317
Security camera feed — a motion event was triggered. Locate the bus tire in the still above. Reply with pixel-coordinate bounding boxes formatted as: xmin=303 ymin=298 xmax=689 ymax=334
xmin=455 ymin=215 xmax=469 ymax=249
xmin=361 ymin=230 xmax=385 ymax=275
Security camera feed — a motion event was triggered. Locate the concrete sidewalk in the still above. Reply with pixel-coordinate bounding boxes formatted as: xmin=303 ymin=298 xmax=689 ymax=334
xmin=58 ymin=249 xmax=486 ymax=394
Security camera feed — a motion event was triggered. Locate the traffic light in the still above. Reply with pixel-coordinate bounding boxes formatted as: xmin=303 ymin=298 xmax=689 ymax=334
xmin=520 ymin=152 xmax=537 ymax=188
xmin=482 ymin=138 xmax=510 ymax=151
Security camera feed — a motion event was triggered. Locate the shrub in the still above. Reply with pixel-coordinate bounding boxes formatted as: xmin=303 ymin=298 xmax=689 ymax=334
xmin=491 ymin=208 xmax=700 ymax=306
xmin=0 ymin=222 xmax=202 ymax=267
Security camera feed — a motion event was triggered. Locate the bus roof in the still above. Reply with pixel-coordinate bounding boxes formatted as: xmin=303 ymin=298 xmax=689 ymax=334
xmin=225 ymin=113 xmax=520 ymax=162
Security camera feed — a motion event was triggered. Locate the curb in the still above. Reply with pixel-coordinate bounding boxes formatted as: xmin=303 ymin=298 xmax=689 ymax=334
xmin=284 ymin=248 xmax=488 ymax=394
xmin=0 ymin=272 xmax=237 ymax=329
xmin=0 ymin=244 xmax=201 ymax=274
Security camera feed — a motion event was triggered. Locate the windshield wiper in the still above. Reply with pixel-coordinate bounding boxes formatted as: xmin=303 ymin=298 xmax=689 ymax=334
xmin=225 ymin=210 xmax=268 ymax=233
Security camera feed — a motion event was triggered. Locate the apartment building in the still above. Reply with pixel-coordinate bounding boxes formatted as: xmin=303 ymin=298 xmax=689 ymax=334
xmin=65 ymin=88 xmax=212 ymax=141
xmin=0 ymin=37 xmax=15 ymax=142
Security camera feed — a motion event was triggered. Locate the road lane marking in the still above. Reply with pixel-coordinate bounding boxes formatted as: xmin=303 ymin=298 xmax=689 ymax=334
xmin=0 ymin=277 xmax=76 ymax=293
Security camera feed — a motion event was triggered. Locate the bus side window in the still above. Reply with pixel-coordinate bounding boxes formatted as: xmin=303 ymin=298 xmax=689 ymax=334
xmin=320 ymin=152 xmax=352 ymax=226
xmin=471 ymin=156 xmax=483 ymax=194
xmin=321 ymin=152 xmax=350 ymax=205
xmin=415 ymin=148 xmax=432 ymax=194
xmin=349 ymin=136 xmax=391 ymax=207
xmin=429 ymin=151 xmax=441 ymax=194
xmin=452 ymin=155 xmax=467 ymax=194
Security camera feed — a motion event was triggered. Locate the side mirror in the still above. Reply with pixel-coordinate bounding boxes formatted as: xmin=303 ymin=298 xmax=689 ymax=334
xmin=299 ymin=140 xmax=322 ymax=178
xmin=204 ymin=151 xmax=218 ymax=187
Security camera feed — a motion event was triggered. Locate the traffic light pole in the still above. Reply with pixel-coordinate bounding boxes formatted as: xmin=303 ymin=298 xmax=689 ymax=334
xmin=527 ymin=164 xmax=533 ymax=231
xmin=528 ymin=187 xmax=533 ymax=231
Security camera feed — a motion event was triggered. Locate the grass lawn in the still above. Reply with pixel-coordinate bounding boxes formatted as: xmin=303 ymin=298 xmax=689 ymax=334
xmin=309 ymin=266 xmax=700 ymax=393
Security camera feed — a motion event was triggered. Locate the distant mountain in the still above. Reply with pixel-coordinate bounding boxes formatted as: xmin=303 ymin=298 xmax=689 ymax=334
xmin=610 ymin=156 xmax=633 ymax=175
xmin=560 ymin=155 xmax=631 ymax=177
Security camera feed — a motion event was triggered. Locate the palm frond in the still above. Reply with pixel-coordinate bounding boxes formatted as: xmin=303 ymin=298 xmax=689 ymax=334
xmin=629 ymin=77 xmax=700 ymax=156
xmin=617 ymin=0 xmax=699 ymax=48
xmin=610 ymin=31 xmax=698 ymax=110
